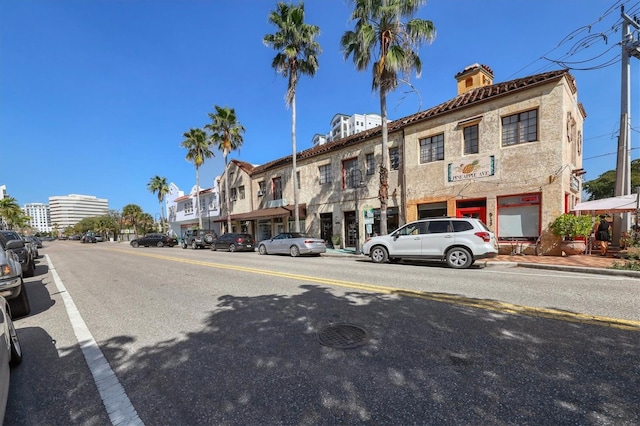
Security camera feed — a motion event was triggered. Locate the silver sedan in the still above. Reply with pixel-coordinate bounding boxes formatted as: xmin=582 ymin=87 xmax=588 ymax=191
xmin=258 ymin=232 xmax=326 ymax=257
xmin=1 ymin=296 xmax=22 ymax=422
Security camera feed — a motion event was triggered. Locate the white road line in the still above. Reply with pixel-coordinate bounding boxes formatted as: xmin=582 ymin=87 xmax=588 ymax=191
xmin=46 ymin=254 xmax=144 ymax=426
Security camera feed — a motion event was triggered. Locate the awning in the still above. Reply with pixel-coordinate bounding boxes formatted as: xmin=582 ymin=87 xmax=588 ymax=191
xmin=573 ymin=194 xmax=639 ymax=213
xmin=215 ymin=204 xmax=306 ymax=222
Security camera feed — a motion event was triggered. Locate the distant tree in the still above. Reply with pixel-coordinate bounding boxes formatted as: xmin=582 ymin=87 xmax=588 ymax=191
xmin=181 ymin=128 xmax=214 ymax=229
xmin=264 ymin=1 xmax=321 ymax=232
xmin=205 ymin=106 xmax=245 ymax=232
xmin=122 ymin=204 xmax=143 ymax=237
xmin=147 ymin=176 xmax=169 ymax=233
xmin=138 ymin=213 xmax=154 ymax=235
xmin=583 ymin=159 xmax=640 ymax=200
xmin=341 ymin=0 xmax=435 ymax=234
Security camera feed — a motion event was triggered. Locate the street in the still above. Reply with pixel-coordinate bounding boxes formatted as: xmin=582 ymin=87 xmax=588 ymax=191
xmin=4 ymin=241 xmax=640 ymax=425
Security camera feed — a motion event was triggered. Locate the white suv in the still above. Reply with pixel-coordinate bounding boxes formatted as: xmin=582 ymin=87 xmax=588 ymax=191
xmin=361 ymin=217 xmax=498 ymax=269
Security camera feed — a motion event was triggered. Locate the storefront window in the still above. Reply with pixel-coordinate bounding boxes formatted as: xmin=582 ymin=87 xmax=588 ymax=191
xmin=497 ymin=193 xmax=540 ymax=241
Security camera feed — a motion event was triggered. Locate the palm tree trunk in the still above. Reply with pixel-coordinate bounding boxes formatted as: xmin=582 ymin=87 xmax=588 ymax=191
xmin=379 ymin=89 xmax=389 ymax=235
xmin=196 ymin=167 xmax=203 ymax=229
xmin=225 ymin=154 xmax=232 ymax=233
xmin=292 ymin=94 xmax=300 ymax=232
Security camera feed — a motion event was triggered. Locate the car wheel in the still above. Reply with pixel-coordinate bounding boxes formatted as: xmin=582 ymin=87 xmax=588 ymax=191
xmin=370 ymin=246 xmax=388 ymax=263
xmin=131 ymin=241 xmax=139 ymax=248
xmin=446 ymin=247 xmax=473 ymax=269
xmin=157 ymin=241 xmax=164 ymax=247
xmin=7 ymin=312 xmax=22 ymax=366
xmin=258 ymin=244 xmax=267 ymax=255
xmin=182 ymin=242 xmax=187 ymax=249
xmin=204 ymin=234 xmax=214 ymax=244
xmin=24 ymin=259 xmax=35 ymax=278
xmin=228 ymin=244 xmax=236 ymax=252
xmin=9 ymin=282 xmax=30 ymax=318
xmin=290 ymin=245 xmax=300 ymax=257
xmin=191 ymin=241 xmax=198 ymax=250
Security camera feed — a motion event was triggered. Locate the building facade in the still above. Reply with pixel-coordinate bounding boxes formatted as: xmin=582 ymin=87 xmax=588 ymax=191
xmin=48 ymin=194 xmax=109 ymax=233
xmin=23 ymin=203 xmax=51 ymax=233
xmin=172 ymin=65 xmax=586 ymax=256
xmin=166 ymin=181 xmax=222 ymax=240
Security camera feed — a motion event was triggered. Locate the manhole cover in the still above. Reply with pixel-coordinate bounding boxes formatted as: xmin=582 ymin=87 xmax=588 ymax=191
xmin=318 ymin=323 xmax=368 ymax=349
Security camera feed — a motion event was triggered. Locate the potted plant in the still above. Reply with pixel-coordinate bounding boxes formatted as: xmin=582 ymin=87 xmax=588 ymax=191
xmin=331 ymin=234 xmax=341 ymax=248
xmin=549 ymin=213 xmax=593 ymax=255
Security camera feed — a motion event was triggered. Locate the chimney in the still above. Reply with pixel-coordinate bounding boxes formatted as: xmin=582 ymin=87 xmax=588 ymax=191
xmin=455 ymin=63 xmax=494 ymax=95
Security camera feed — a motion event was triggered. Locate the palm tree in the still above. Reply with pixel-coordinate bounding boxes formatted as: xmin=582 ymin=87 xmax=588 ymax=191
xmin=181 ymin=128 xmax=214 ymax=229
xmin=341 ymin=0 xmax=435 ymax=234
xmin=0 ymin=197 xmax=22 ymax=230
xmin=264 ymin=2 xmax=321 ymax=232
xmin=122 ymin=204 xmax=143 ymax=237
xmin=205 ymin=106 xmax=245 ymax=233
xmin=147 ymin=176 xmax=169 ymax=233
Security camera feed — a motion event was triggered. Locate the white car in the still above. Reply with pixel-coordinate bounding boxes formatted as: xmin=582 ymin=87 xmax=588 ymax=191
xmin=0 ymin=296 xmax=22 ymax=423
xmin=361 ymin=217 xmax=498 ymax=269
xmin=258 ymin=232 xmax=326 ymax=257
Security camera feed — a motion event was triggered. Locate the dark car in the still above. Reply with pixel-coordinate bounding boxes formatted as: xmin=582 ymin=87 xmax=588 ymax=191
xmin=130 ymin=233 xmax=178 ymax=248
xmin=81 ymin=234 xmax=97 ymax=243
xmin=210 ymin=233 xmax=256 ymax=252
xmin=182 ymin=229 xmax=217 ymax=249
xmin=0 ymin=231 xmax=35 ymax=278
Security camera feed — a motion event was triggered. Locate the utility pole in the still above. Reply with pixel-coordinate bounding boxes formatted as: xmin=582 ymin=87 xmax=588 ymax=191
xmin=613 ymin=5 xmax=640 ymax=245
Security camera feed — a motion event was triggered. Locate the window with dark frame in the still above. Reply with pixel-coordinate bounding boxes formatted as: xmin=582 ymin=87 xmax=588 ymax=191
xmin=502 ymin=109 xmax=538 ymax=146
xmin=319 ymin=164 xmax=332 ymax=184
xmin=273 ymin=177 xmax=283 ymax=200
xmin=342 ymin=158 xmax=358 ymax=189
xmin=390 ymin=147 xmax=400 ymax=170
xmin=239 ymin=185 xmax=245 ymax=200
xmin=463 ymin=124 xmax=479 ymax=154
xmin=365 ymin=153 xmax=375 ymax=175
xmin=259 ymin=181 xmax=266 ymax=192
xmin=419 ymin=134 xmax=445 ymax=163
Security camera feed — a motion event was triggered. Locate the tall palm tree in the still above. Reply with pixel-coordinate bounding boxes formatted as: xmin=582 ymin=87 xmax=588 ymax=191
xmin=181 ymin=128 xmax=214 ymax=229
xmin=341 ymin=0 xmax=435 ymax=234
xmin=264 ymin=2 xmax=321 ymax=233
xmin=147 ymin=175 xmax=169 ymax=233
xmin=205 ymin=106 xmax=245 ymax=233
xmin=0 ymin=197 xmax=22 ymax=230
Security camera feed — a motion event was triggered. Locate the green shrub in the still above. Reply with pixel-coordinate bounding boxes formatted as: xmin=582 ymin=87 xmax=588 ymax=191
xmin=549 ymin=213 xmax=593 ymax=241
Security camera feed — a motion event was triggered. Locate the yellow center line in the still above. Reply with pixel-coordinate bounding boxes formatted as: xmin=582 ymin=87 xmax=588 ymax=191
xmin=108 ymin=248 xmax=640 ymax=331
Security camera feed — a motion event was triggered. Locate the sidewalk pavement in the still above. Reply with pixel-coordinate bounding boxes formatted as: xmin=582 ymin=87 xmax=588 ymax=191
xmin=324 ymin=248 xmax=640 ymax=278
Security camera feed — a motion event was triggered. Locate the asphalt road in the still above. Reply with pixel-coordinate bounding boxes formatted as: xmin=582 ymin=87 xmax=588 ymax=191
xmin=4 ymin=241 xmax=639 ymax=425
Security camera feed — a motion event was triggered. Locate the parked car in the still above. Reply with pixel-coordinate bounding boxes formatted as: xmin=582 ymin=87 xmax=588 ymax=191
xmin=182 ymin=229 xmax=217 ymax=249
xmin=32 ymin=236 xmax=43 ymax=248
xmin=0 ymin=231 xmax=35 ymax=278
xmin=0 ymin=295 xmax=23 ymax=423
xmin=210 ymin=233 xmax=256 ymax=252
xmin=57 ymin=235 xmax=68 ymax=241
xmin=22 ymin=236 xmax=39 ymax=259
xmin=258 ymin=232 xmax=326 ymax=257
xmin=130 ymin=233 xmax=178 ymax=248
xmin=81 ymin=234 xmax=97 ymax=244
xmin=94 ymin=234 xmax=104 ymax=242
xmin=0 ymin=237 xmax=30 ymax=317
xmin=361 ymin=217 xmax=498 ymax=269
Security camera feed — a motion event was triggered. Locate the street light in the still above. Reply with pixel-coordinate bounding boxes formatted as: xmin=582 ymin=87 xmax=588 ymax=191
xmin=352 ymin=168 xmax=365 ymax=254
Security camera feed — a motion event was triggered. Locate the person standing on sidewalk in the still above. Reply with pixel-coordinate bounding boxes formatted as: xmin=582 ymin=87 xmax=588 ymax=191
xmin=594 ymin=215 xmax=610 ymax=256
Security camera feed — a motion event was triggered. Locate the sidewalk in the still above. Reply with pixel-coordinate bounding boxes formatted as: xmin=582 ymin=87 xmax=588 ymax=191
xmin=324 ymin=248 xmax=640 ymax=278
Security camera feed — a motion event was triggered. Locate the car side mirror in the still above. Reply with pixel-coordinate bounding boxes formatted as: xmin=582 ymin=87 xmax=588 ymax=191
xmin=6 ymin=240 xmax=25 ymax=249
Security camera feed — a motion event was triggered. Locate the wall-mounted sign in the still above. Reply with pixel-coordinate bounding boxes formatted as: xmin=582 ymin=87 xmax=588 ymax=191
xmin=447 ymin=155 xmax=495 ymax=182
xmin=570 ymin=175 xmax=580 ymax=193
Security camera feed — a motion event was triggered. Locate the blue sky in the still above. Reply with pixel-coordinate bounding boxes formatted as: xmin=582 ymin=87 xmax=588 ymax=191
xmin=1 ymin=0 xmax=638 ymax=216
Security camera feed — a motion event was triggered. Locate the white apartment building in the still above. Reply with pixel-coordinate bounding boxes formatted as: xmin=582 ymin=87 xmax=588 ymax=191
xmin=166 ymin=180 xmax=222 ymax=239
xmin=49 ymin=194 xmax=109 ymax=232
xmin=23 ymin=203 xmax=51 ymax=233
xmin=312 ymin=113 xmax=382 ymax=146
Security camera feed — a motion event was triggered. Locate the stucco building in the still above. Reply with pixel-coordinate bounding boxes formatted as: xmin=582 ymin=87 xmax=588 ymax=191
xmin=178 ymin=65 xmax=586 ymax=255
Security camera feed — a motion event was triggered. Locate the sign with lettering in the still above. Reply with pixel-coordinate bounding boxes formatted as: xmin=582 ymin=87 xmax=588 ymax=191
xmin=447 ymin=155 xmax=495 ymax=182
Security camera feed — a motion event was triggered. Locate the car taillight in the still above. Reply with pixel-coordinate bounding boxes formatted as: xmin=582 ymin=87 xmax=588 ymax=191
xmin=474 ymin=231 xmax=491 ymax=242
